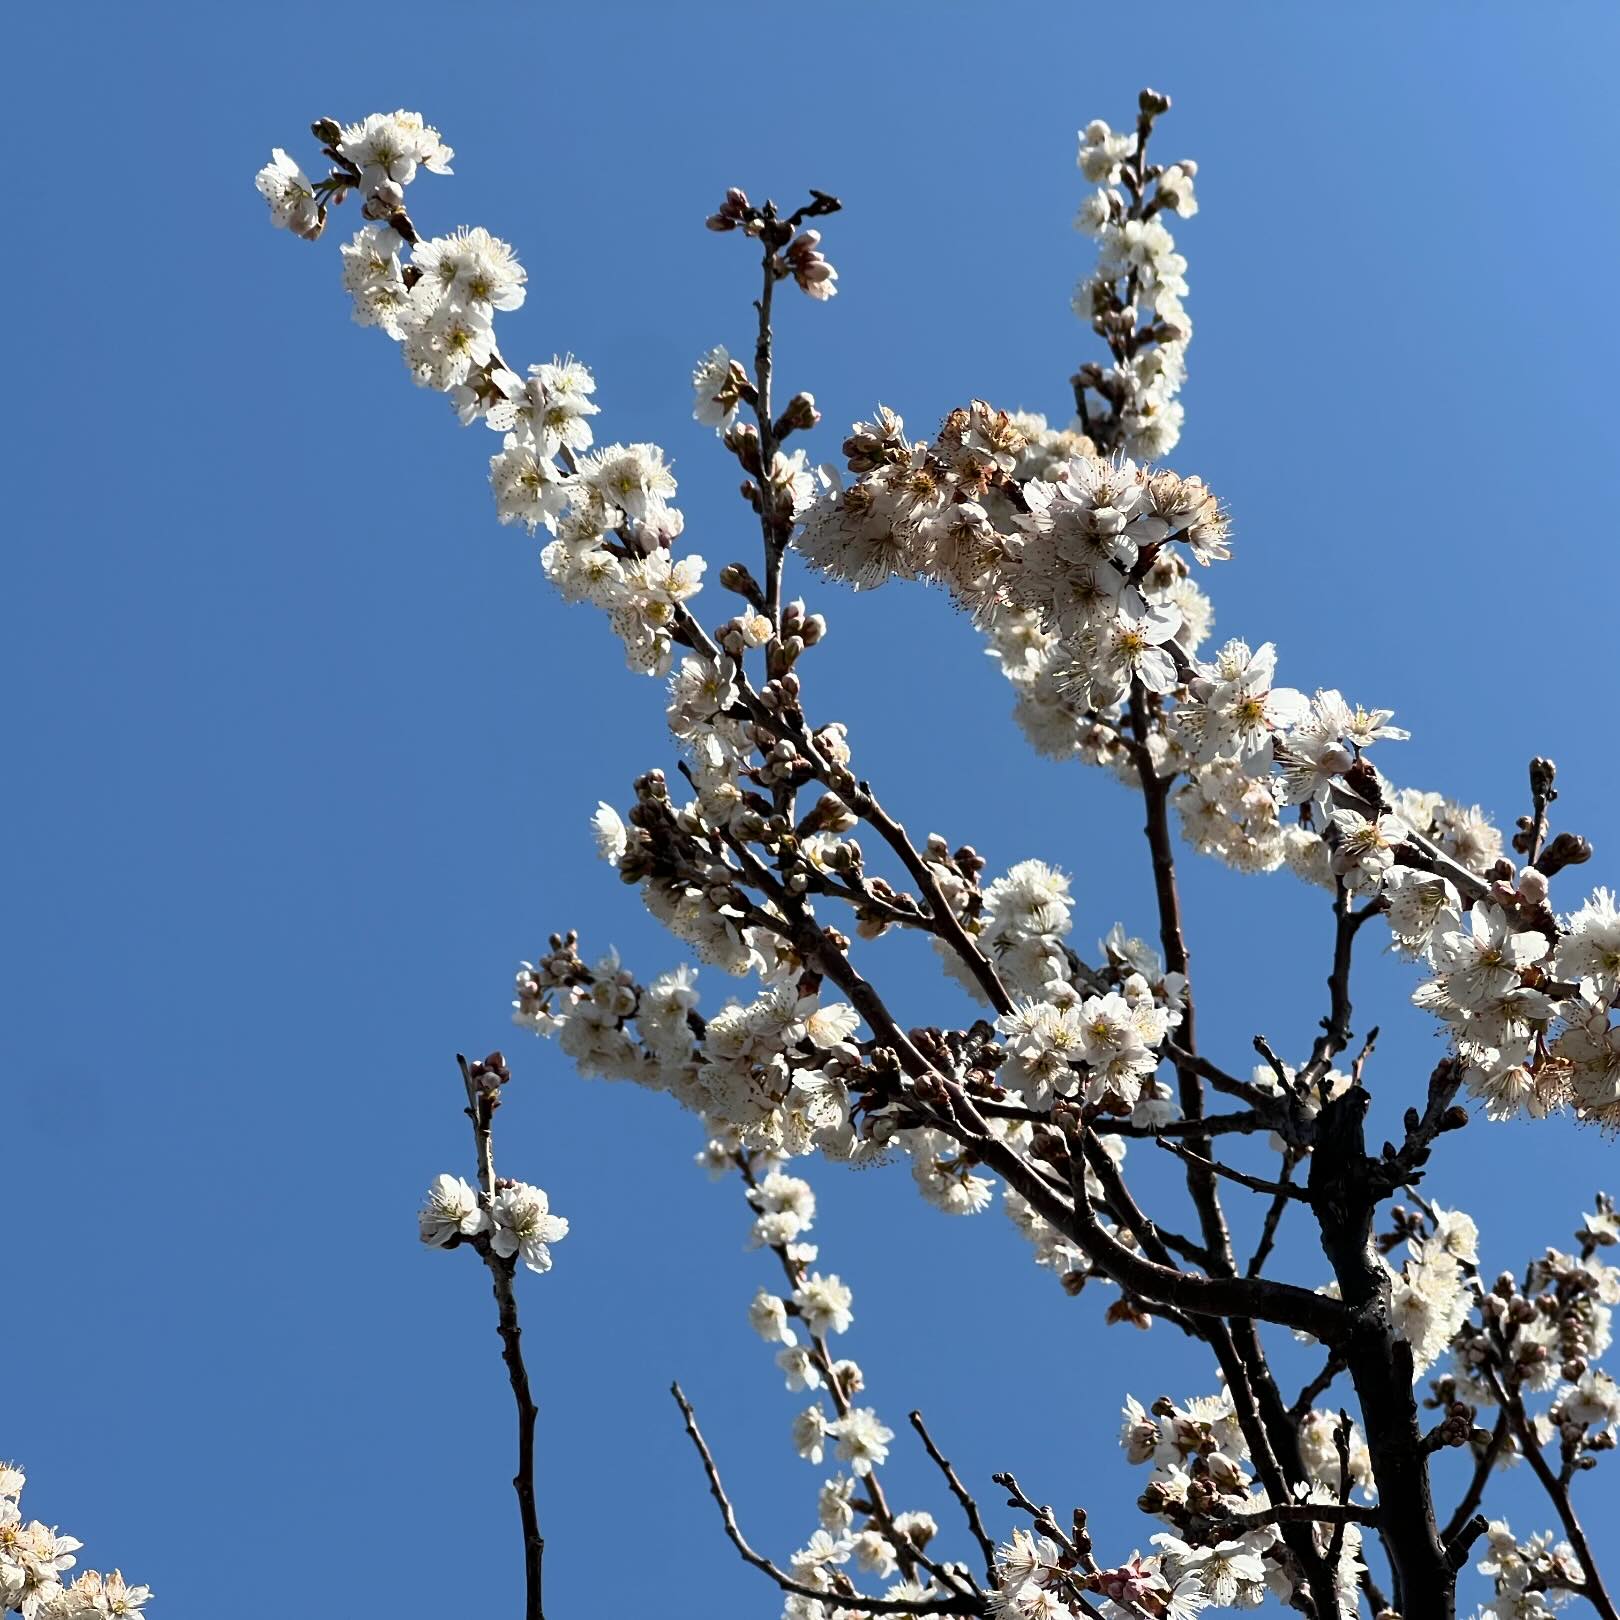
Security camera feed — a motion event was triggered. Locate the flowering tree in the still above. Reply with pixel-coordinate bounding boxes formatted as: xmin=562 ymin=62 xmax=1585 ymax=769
xmin=13 ymin=87 xmax=1617 ymax=1620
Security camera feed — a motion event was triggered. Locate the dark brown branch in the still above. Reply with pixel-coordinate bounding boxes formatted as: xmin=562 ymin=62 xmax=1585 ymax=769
xmin=991 ymin=1471 xmax=1071 ymax=1552
xmin=1290 ymin=1352 xmax=1346 ymax=1423
xmin=1156 ymin=1138 xmax=1311 ymax=1202
xmin=1309 ymin=1086 xmax=1453 ymax=1616
xmin=1301 ymin=882 xmax=1359 ymax=1085
xmin=1443 ymin=1513 xmax=1489 ymax=1574
xmin=1376 ymin=1059 xmax=1467 ymax=1193
xmin=1325 ymin=1409 xmax=1354 ymax=1572
xmin=1253 ymin=1034 xmax=1291 ymax=1087
xmin=1164 ymin=1044 xmax=1286 ymax=1116
xmin=1083 ymin=1132 xmax=1177 ymax=1269
xmin=1116 ymin=684 xmax=1335 ymax=1608
xmin=1246 ymin=1150 xmax=1301 ymax=1277
xmin=1222 ymin=1500 xmax=1375 ymax=1531
xmin=747 ymin=214 xmax=788 ymax=626
xmin=1009 ymin=1123 xmax=1348 ymax=1337
xmin=909 ymin=1411 xmax=998 ymax=1589
xmin=1484 ymin=1367 xmax=1619 ymax=1620
xmin=1439 ymin=1407 xmax=1508 ymax=1545
xmin=1524 ymin=756 xmax=1558 ymax=867
xmin=457 ymin=1055 xmax=545 ymax=1620
xmin=670 ymin=1384 xmax=981 ymax=1616
xmin=1359 ymin=1566 xmax=1392 ymax=1618
xmin=844 ymin=784 xmax=1016 ymax=1016
xmin=1117 ymin=691 xmax=1342 ymax=1608
xmin=1105 ymin=1109 xmax=1276 ymax=1141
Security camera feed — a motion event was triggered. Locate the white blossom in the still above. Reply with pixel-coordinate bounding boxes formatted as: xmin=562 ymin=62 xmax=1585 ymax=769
xmin=418 ymin=1173 xmax=488 ymax=1247
xmin=490 ymin=1182 xmax=570 ymax=1273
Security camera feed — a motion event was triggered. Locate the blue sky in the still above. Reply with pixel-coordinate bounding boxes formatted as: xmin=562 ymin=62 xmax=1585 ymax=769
xmin=6 ymin=3 xmax=1618 ymax=1613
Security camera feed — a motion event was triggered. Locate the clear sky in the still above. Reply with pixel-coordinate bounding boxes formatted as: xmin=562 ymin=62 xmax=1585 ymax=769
xmin=6 ymin=3 xmax=1618 ymax=1614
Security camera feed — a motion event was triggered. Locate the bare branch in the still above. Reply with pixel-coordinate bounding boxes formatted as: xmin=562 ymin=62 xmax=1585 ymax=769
xmin=1156 ymin=1138 xmax=1311 ymax=1202
xmin=1245 ymin=1149 xmax=1302 ymax=1277
xmin=910 ymin=1411 xmax=998 ymax=1590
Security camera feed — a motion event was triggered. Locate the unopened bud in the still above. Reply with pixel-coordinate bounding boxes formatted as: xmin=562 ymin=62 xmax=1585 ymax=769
xmin=1537 ymin=831 xmax=1594 ymax=877
xmin=776 ymin=391 xmax=821 ymax=437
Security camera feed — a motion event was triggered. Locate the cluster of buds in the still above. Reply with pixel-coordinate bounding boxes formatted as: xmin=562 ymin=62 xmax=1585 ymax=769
xmin=706 ymin=185 xmax=843 ymax=300
xmin=783 ymin=229 xmax=837 ymax=299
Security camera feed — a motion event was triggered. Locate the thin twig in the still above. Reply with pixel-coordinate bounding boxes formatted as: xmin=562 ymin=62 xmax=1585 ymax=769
xmin=910 ymin=1411 xmax=998 ymax=1589
xmin=729 ymin=1152 xmax=913 ymax=1573
xmin=1325 ymin=1409 xmax=1354 ymax=1571
xmin=456 ymin=1055 xmax=545 ymax=1620
xmin=1245 ymin=1149 xmax=1301 ymax=1277
xmin=1440 ymin=1407 xmax=1509 ymax=1544
xmin=1156 ymin=1138 xmax=1310 ymax=1202
xmin=1301 ymin=882 xmax=1358 ymax=1085
xmin=1290 ymin=1352 xmax=1346 ymax=1423
xmin=670 ymin=1384 xmax=980 ymax=1616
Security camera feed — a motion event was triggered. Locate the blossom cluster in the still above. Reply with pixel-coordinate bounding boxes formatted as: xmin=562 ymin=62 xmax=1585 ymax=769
xmin=0 ymin=1465 xmax=149 ymax=1618
xmin=1436 ymin=1199 xmax=1620 ymax=1617
xmin=256 ymin=114 xmax=716 ymax=676
xmin=1072 ymin=94 xmax=1198 ymax=461
xmin=418 ymin=1171 xmax=569 ymax=1274
xmin=1094 ymin=1390 xmax=1371 ymax=1617
xmin=714 ymin=1150 xmax=971 ymax=1619
xmin=510 ymin=928 xmax=1181 ymax=1302
xmin=791 ymin=381 xmax=1620 ymax=1125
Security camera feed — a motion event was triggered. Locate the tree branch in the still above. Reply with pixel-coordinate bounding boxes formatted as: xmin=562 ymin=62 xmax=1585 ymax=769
xmin=910 ymin=1411 xmax=998 ymax=1590
xmin=1484 ymin=1367 xmax=1619 ymax=1620
xmin=670 ymin=1384 xmax=982 ymax=1616
xmin=457 ymin=1055 xmax=545 ymax=1620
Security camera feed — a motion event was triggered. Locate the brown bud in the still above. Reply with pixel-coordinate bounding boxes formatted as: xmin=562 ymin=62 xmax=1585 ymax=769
xmin=1537 ymin=831 xmax=1594 ymax=877
xmin=1030 ymin=1130 xmax=1068 ymax=1165
xmin=466 ymin=1050 xmax=511 ymax=1090
xmin=775 ymin=391 xmax=821 ymax=437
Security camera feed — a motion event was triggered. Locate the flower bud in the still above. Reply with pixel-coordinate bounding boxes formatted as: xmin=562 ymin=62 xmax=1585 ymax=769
xmin=776 ymin=392 xmax=821 ymax=436
xmin=1537 ymin=831 xmax=1594 ymax=877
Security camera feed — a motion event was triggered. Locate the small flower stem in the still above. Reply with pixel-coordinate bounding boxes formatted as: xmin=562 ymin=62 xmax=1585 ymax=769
xmin=457 ymin=1055 xmax=545 ymax=1620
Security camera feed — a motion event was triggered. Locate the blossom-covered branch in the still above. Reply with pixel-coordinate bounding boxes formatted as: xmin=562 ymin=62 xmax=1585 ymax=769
xmin=251 ymin=93 xmax=1619 ymax=1620
xmin=0 ymin=1464 xmax=149 ymax=1618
